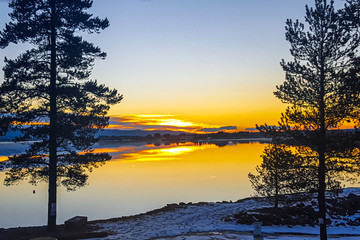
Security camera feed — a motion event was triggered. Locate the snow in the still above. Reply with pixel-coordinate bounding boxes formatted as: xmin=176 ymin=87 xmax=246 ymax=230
xmin=86 ymin=189 xmax=360 ymax=240
xmin=339 ymin=187 xmax=360 ymax=197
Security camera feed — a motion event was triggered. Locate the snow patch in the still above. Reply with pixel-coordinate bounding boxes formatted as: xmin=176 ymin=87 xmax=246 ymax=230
xmin=86 ymin=189 xmax=360 ymax=240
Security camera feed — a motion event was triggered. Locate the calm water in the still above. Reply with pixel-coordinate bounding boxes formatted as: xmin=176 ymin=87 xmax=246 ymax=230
xmin=1 ymin=140 xmax=266 ymax=228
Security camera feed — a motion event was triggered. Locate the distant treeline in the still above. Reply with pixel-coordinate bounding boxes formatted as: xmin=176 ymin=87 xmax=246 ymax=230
xmin=99 ymin=131 xmax=268 ymax=145
xmin=99 ymin=129 xmax=358 ymax=147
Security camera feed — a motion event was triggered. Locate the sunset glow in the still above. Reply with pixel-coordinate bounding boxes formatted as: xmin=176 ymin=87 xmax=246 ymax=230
xmin=107 ymin=114 xmax=230 ymax=133
xmin=157 ymin=147 xmax=196 ymax=155
xmin=118 ymin=143 xmax=217 ymax=162
xmin=152 ymin=119 xmax=196 ymax=128
xmin=0 ymin=141 xmax=267 ymax=228
xmin=1 ymin=0 xmax=360 ymax=235
xmin=1 ymin=0 xmax=338 ymax=133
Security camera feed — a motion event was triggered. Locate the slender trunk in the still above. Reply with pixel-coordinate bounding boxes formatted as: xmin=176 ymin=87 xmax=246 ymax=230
xmin=317 ymin=1 xmax=328 ymax=238
xmin=318 ymin=9 xmax=327 ymax=236
xmin=47 ymin=0 xmax=57 ymax=231
xmin=318 ymin=86 xmax=327 ymax=239
xmin=275 ymin=160 xmax=279 ymax=209
xmin=318 ymin=141 xmax=327 ymax=240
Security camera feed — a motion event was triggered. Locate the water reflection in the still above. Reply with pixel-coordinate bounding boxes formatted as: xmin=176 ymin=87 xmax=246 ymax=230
xmin=105 ymin=142 xmax=217 ymax=162
xmin=0 ymin=140 xmax=266 ymax=228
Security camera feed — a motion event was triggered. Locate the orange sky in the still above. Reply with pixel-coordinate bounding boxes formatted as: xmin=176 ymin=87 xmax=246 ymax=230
xmin=107 ymin=106 xmax=285 ymax=133
xmin=108 ymin=114 xmax=247 ymax=133
xmin=106 ymin=74 xmax=286 ymax=132
xmin=0 ymin=0 xmax=325 ymax=133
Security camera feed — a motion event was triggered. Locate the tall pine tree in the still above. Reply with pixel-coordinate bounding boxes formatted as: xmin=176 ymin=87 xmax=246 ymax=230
xmin=0 ymin=0 xmax=122 ymax=230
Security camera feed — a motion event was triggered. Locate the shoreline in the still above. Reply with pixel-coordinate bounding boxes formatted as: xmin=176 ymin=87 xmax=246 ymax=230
xmin=2 ymin=189 xmax=360 ymax=240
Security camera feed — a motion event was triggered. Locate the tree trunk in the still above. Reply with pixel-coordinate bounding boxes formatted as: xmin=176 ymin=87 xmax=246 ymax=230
xmin=318 ymin=16 xmax=327 ymax=237
xmin=275 ymin=165 xmax=279 ymax=209
xmin=318 ymin=146 xmax=327 ymax=240
xmin=319 ymin=94 xmax=327 ymax=240
xmin=47 ymin=0 xmax=57 ymax=231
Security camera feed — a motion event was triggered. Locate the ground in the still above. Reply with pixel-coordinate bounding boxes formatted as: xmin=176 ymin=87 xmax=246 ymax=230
xmin=1 ymin=188 xmax=360 ymax=240
xmin=86 ymin=188 xmax=360 ymax=240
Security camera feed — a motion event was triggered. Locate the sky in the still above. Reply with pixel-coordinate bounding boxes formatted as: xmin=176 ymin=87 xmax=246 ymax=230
xmin=0 ymin=0 xmax=347 ymax=133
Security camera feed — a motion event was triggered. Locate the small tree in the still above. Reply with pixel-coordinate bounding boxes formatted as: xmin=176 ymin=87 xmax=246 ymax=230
xmin=249 ymin=143 xmax=349 ymax=208
xmin=0 ymin=0 xmax=122 ymax=230
xmin=258 ymin=1 xmax=360 ymax=239
xmin=249 ymin=144 xmax=314 ymax=208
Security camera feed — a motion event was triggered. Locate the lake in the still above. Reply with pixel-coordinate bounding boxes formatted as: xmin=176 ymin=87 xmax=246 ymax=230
xmin=0 ymin=140 xmax=267 ymax=228
xmin=0 ymin=140 xmax=299 ymax=228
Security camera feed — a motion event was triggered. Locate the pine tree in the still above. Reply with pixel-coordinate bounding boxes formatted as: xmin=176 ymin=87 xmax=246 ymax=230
xmin=343 ymin=0 xmax=360 ymax=126
xmin=0 ymin=0 xmax=122 ymax=230
xmin=258 ymin=1 xmax=360 ymax=239
xmin=249 ymin=144 xmax=312 ymax=208
xmin=249 ymin=144 xmax=347 ymax=209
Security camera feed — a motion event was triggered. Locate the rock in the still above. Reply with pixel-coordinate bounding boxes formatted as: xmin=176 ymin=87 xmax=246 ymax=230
xmin=348 ymin=217 xmax=360 ymax=226
xmin=347 ymin=193 xmax=360 ymax=201
xmin=64 ymin=216 xmax=87 ymax=229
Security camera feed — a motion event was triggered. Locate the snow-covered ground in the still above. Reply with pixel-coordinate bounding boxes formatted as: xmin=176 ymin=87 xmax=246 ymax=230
xmin=87 ymin=188 xmax=360 ymax=240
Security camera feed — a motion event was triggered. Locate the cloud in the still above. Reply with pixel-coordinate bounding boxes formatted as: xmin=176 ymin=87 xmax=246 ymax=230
xmin=199 ymin=126 xmax=237 ymax=133
xmin=107 ymin=114 xmax=216 ymax=133
xmin=245 ymin=128 xmax=258 ymax=131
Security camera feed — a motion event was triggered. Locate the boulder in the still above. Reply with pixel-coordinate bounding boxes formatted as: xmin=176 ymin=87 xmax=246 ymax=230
xmin=64 ymin=216 xmax=87 ymax=229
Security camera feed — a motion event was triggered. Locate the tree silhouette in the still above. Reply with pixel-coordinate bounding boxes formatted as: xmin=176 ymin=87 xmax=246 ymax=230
xmin=249 ymin=144 xmax=308 ymax=208
xmin=3 ymin=154 xmax=109 ymax=191
xmin=344 ymin=0 xmax=360 ymax=127
xmin=258 ymin=1 xmax=360 ymax=239
xmin=249 ymin=144 xmax=350 ymax=209
xmin=0 ymin=0 xmax=122 ymax=230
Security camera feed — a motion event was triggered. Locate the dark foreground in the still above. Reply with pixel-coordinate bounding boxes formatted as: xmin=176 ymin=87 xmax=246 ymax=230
xmin=0 ymin=224 xmax=110 ymax=240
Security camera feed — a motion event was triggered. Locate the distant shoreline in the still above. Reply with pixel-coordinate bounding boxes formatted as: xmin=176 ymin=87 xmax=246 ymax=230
xmin=0 ymin=137 xmax=272 ymax=144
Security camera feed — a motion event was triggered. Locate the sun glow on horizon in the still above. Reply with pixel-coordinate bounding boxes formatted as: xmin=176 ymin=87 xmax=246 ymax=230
xmin=106 ymin=114 xmax=231 ymax=133
xmin=156 ymin=119 xmax=196 ymax=128
xmin=135 ymin=114 xmax=173 ymax=118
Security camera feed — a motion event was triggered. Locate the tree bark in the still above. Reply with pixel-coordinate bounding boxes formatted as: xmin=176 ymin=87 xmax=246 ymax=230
xmin=318 ymin=145 xmax=327 ymax=240
xmin=275 ymin=162 xmax=279 ymax=209
xmin=47 ymin=0 xmax=57 ymax=231
xmin=318 ymin=94 xmax=327 ymax=239
xmin=318 ymin=15 xmax=328 ymax=236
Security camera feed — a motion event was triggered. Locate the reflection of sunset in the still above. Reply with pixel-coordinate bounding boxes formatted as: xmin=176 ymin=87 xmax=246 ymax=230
xmin=85 ymin=142 xmax=267 ymax=205
xmin=158 ymin=147 xmax=196 ymax=155
xmin=12 ymin=121 xmax=48 ymax=126
xmin=0 ymin=142 xmax=268 ymax=228
xmin=119 ymin=144 xmax=217 ymax=162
